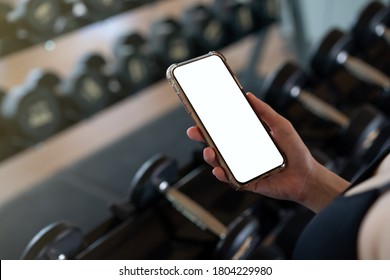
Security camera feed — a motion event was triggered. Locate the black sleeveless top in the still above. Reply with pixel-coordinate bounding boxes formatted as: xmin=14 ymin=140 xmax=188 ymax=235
xmin=293 ymin=148 xmax=390 ymax=259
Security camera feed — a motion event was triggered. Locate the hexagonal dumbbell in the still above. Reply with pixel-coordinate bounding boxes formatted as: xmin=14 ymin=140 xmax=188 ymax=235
xmin=0 ymin=88 xmax=21 ymax=161
xmin=0 ymin=70 xmax=64 ymax=147
xmin=211 ymin=0 xmax=270 ymax=42
xmin=180 ymin=4 xmax=229 ymax=54
xmin=6 ymin=0 xmax=65 ymax=43
xmin=352 ymin=1 xmax=390 ymax=49
xmin=111 ymin=31 xmax=158 ymax=96
xmin=0 ymin=2 xmax=28 ymax=56
xmin=148 ymin=17 xmax=197 ymax=71
xmin=21 ymin=221 xmax=84 ymax=260
xmin=310 ymin=28 xmax=390 ymax=112
xmin=64 ymin=0 xmax=125 ymax=21
xmin=128 ymin=154 xmax=262 ymax=260
xmin=59 ymin=53 xmax=114 ymax=122
xmin=262 ymin=62 xmax=390 ymax=162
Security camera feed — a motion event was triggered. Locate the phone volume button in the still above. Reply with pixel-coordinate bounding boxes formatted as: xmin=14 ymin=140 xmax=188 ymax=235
xmin=172 ymin=83 xmax=180 ymax=94
xmin=178 ymin=94 xmax=191 ymax=114
xmin=184 ymin=105 xmax=191 ymax=114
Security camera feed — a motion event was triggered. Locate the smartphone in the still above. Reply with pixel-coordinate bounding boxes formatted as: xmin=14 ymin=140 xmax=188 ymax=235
xmin=166 ymin=51 xmax=285 ymax=189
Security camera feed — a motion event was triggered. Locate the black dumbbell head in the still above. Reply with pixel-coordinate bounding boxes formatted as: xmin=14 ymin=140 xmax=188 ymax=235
xmin=360 ymin=122 xmax=390 ymax=163
xmin=82 ymin=0 xmax=124 ymax=15
xmin=9 ymin=0 xmax=62 ymax=34
xmin=21 ymin=221 xmax=84 ymax=260
xmin=62 ymin=72 xmax=110 ymax=117
xmin=78 ymin=52 xmax=106 ymax=70
xmin=150 ymin=17 xmax=182 ymax=40
xmin=310 ymin=28 xmax=353 ymax=77
xmin=149 ymin=17 xmax=195 ymax=66
xmin=113 ymin=31 xmax=146 ymax=58
xmin=116 ymin=56 xmax=153 ymax=92
xmin=60 ymin=53 xmax=111 ymax=118
xmin=0 ymin=2 xmax=11 ymax=24
xmin=214 ymin=212 xmax=261 ymax=260
xmin=2 ymin=76 xmax=63 ymax=142
xmin=0 ymin=2 xmax=17 ymax=42
xmin=1 ymin=3 xmax=20 ymax=41
xmin=25 ymin=68 xmax=61 ymax=90
xmin=129 ymin=154 xmax=179 ymax=210
xmin=262 ymin=62 xmax=308 ymax=111
xmin=352 ymin=1 xmax=390 ymax=48
xmin=181 ymin=4 xmax=228 ymax=52
xmin=231 ymin=0 xmax=261 ymax=35
xmin=339 ymin=104 xmax=387 ymax=157
xmin=112 ymin=31 xmax=155 ymax=91
xmin=212 ymin=0 xmax=265 ymax=39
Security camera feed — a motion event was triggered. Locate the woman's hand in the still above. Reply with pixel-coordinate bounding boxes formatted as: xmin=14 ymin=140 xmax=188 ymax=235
xmin=187 ymin=93 xmax=350 ymax=213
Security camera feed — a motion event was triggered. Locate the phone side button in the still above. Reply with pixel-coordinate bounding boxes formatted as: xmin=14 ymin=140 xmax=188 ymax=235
xmin=183 ymin=104 xmax=191 ymax=115
xmin=173 ymin=83 xmax=181 ymax=94
xmin=177 ymin=94 xmax=191 ymax=114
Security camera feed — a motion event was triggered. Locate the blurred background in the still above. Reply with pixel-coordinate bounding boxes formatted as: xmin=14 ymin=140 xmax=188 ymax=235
xmin=0 ymin=0 xmax=389 ymax=260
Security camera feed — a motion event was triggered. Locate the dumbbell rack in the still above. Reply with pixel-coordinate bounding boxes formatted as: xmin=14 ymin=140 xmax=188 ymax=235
xmin=77 ymin=163 xmax=267 ymax=260
xmin=0 ymin=0 xmax=295 ymax=259
xmin=0 ymin=0 xmax=158 ymax=57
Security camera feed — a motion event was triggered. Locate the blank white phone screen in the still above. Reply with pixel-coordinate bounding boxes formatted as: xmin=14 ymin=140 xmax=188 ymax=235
xmin=173 ymin=55 xmax=284 ymax=184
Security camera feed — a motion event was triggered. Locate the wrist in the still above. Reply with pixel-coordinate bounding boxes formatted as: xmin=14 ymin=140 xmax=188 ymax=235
xmin=301 ymin=160 xmax=350 ymax=213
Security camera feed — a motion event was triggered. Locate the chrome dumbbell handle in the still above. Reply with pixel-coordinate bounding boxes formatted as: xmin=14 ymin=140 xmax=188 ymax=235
xmin=291 ymin=86 xmax=350 ymax=127
xmin=337 ymin=51 xmax=390 ymax=90
xmin=158 ymin=181 xmax=228 ymax=239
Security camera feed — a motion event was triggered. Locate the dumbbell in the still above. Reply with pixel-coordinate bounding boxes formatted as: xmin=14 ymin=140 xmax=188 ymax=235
xmin=212 ymin=0 xmax=269 ymax=41
xmin=21 ymin=221 xmax=84 ymax=260
xmin=64 ymin=0 xmax=124 ymax=21
xmin=180 ymin=4 xmax=229 ymax=54
xmin=256 ymin=206 xmax=314 ymax=260
xmin=148 ymin=17 xmax=197 ymax=70
xmin=0 ymin=88 xmax=20 ymax=161
xmin=0 ymin=70 xmax=63 ymax=146
xmin=352 ymin=1 xmax=390 ymax=49
xmin=0 ymin=2 xmax=26 ymax=56
xmin=6 ymin=0 xmax=64 ymax=43
xmin=59 ymin=53 xmax=114 ymax=122
xmin=249 ymin=210 xmax=296 ymax=260
xmin=310 ymin=28 xmax=390 ymax=108
xmin=129 ymin=154 xmax=261 ymax=260
xmin=112 ymin=31 xmax=158 ymax=96
xmin=0 ymin=2 xmax=11 ymax=27
xmin=262 ymin=62 xmax=389 ymax=162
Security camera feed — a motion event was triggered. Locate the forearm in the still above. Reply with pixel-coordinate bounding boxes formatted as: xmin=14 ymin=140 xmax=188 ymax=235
xmin=301 ymin=160 xmax=350 ymax=213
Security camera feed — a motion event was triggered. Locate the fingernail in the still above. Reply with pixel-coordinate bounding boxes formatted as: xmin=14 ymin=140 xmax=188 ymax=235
xmin=204 ymin=148 xmax=213 ymax=162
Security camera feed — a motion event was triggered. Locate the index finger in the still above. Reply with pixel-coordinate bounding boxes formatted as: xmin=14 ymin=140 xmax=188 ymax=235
xmin=186 ymin=126 xmax=205 ymax=143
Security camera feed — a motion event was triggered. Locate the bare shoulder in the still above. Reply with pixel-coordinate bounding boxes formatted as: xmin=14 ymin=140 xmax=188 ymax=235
xmin=358 ymin=190 xmax=390 ymax=259
xmin=345 ymin=153 xmax=390 ymax=196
